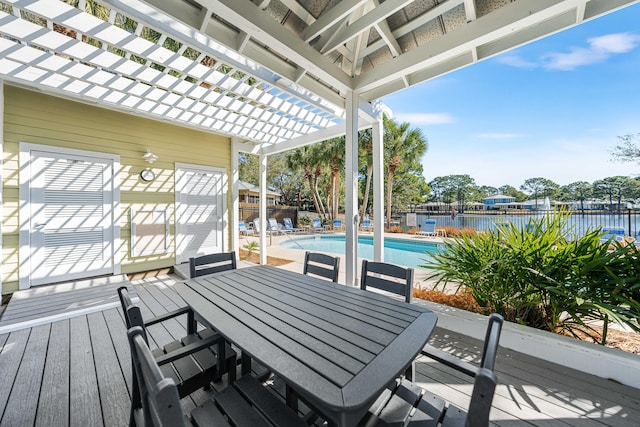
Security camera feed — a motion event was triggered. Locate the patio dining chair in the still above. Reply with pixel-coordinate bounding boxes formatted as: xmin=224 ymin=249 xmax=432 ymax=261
xmin=117 ymin=286 xmax=237 ymax=400
xmin=126 ymin=326 xmax=305 ymax=427
xmin=362 ymin=313 xmax=504 ymax=427
xmin=360 ymin=260 xmax=413 ymax=303
xmin=190 ymin=251 xmax=237 ymax=278
xmin=303 ymin=251 xmax=340 ymax=283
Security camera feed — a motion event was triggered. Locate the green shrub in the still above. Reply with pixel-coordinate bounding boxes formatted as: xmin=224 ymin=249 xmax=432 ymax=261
xmin=297 ymin=216 xmax=311 ymax=226
xmin=423 ymin=209 xmax=640 ymax=344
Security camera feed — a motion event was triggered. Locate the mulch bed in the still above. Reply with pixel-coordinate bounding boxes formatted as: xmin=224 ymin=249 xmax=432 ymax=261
xmin=239 ymin=249 xmax=293 ymax=266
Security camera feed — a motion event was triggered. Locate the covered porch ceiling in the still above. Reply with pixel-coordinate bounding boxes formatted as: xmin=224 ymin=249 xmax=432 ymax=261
xmin=0 ymin=0 xmax=637 ymax=154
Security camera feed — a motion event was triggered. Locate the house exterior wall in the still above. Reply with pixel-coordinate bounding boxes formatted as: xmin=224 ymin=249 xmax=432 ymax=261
xmin=2 ymin=86 xmax=232 ymax=294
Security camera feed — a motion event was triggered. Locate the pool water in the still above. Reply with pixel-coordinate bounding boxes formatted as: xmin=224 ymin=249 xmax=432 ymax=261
xmin=280 ymin=235 xmax=442 ymax=269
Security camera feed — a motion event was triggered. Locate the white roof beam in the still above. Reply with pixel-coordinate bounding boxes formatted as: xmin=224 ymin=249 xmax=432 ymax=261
xmin=371 ymin=0 xmax=402 ymax=58
xmin=357 ymin=0 xmax=464 ymax=61
xmin=300 ymin=0 xmax=368 ymax=42
xmin=354 ymin=0 xmax=586 ymax=95
xmin=200 ymin=0 xmax=353 ymax=94
xmin=464 ymin=0 xmax=477 ymax=22
xmin=321 ymin=0 xmax=415 ymax=54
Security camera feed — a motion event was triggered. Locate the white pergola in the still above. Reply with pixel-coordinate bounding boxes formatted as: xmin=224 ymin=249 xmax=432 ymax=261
xmin=0 ymin=0 xmax=637 ymax=285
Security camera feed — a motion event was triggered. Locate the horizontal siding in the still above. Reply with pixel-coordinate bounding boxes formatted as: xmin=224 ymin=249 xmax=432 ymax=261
xmin=2 ymin=85 xmax=232 ymax=293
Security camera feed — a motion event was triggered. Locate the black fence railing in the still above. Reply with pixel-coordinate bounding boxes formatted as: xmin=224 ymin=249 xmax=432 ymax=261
xmin=239 ymin=204 xmax=298 ymax=226
xmin=409 ymin=209 xmax=640 ymax=238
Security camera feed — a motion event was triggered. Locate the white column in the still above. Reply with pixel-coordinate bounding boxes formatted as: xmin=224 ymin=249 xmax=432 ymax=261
xmin=0 ymin=82 xmax=3 ymax=294
xmin=259 ymin=153 xmax=268 ymax=265
xmin=231 ymin=138 xmax=240 ymax=262
xmin=345 ymin=91 xmax=359 ymax=286
xmin=372 ymin=117 xmax=384 ymax=262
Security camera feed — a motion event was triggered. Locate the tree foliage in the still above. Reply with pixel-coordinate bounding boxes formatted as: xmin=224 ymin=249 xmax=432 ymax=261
xmin=610 ymin=133 xmax=640 ymax=164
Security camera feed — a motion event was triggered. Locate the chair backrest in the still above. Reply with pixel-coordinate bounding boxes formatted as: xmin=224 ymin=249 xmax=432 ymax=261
xmin=361 ymin=218 xmax=371 ymax=229
xmin=239 ymin=221 xmax=248 ymax=231
xmin=253 ymin=220 xmax=261 ymax=233
xmin=465 ymin=313 xmax=504 ymax=426
xmin=312 ymin=217 xmax=322 ymax=229
xmin=190 ymin=251 xmax=237 ymax=278
xmin=333 ymin=219 xmax=342 ymax=229
xmin=303 ymin=252 xmax=340 ymax=283
xmin=128 ymin=326 xmax=188 ymax=427
xmin=423 ymin=220 xmax=436 ymax=232
xmin=117 ymin=286 xmax=146 ymax=333
xmin=360 ymin=260 xmax=413 ymax=303
xmin=283 ymin=218 xmax=295 ymax=229
xmin=268 ymin=218 xmax=280 ymax=231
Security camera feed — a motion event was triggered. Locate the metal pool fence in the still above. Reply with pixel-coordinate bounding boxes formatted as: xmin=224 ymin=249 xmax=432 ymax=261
xmin=411 ymin=210 xmax=640 ymax=239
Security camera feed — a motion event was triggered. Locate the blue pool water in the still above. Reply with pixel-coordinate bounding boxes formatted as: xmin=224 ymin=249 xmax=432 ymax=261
xmin=280 ymin=235 xmax=442 ymax=269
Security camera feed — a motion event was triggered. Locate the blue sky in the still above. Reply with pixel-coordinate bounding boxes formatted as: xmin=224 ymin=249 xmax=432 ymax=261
xmin=382 ymin=4 xmax=640 ymax=189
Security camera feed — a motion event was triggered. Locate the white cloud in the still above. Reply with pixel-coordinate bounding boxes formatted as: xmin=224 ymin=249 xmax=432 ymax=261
xmin=474 ymin=133 xmax=527 ymax=139
xmin=495 ymin=55 xmax=538 ymax=68
xmin=394 ymin=112 xmax=455 ymax=125
xmin=543 ymin=32 xmax=640 ymax=70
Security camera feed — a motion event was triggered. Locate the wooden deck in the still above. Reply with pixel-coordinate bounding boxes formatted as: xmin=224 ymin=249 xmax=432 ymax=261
xmin=0 ymin=273 xmax=638 ymax=426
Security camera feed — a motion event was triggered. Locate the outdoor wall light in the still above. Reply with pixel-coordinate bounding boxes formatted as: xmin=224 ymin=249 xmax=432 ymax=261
xmin=143 ymin=149 xmax=158 ymax=164
xmin=140 ymin=149 xmax=158 ymax=181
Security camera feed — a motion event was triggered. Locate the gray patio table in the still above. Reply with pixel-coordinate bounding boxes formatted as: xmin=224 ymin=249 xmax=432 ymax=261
xmin=175 ymin=265 xmax=438 ymax=426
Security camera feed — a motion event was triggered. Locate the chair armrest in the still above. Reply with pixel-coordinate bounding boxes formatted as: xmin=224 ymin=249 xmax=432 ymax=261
xmin=156 ymin=333 xmax=226 ymax=366
xmin=420 ymin=345 xmax=477 ymax=378
xmin=144 ymin=306 xmax=192 ymax=326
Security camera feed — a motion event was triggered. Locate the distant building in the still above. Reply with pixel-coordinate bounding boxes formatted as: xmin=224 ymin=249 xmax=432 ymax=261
xmin=238 ymin=180 xmax=281 ymax=205
xmin=483 ymin=194 xmax=516 ymax=209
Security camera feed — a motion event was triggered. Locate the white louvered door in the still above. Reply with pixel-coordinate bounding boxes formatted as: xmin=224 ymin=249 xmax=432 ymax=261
xmin=29 ymin=151 xmax=114 ymax=285
xmin=175 ymin=164 xmax=226 ymax=264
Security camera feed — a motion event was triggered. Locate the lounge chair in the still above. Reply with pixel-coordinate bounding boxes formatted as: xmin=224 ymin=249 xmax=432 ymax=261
xmin=268 ymin=217 xmax=291 ymax=235
xmin=360 ymin=218 xmax=372 ymax=232
xmin=239 ymin=221 xmax=254 ymax=236
xmin=312 ymin=217 xmax=327 ymax=232
xmin=283 ymin=217 xmax=303 ymax=232
xmin=332 ymin=218 xmax=344 ymax=231
xmin=417 ymin=219 xmax=437 ymax=237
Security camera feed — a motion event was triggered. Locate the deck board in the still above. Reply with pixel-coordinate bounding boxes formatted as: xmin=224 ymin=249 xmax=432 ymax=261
xmin=36 ymin=320 xmax=70 ymax=427
xmin=0 ymin=273 xmax=637 ymax=426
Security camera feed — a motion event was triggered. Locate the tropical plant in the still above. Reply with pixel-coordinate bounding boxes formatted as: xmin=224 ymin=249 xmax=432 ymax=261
xmin=424 ymin=210 xmax=640 ymax=344
xmin=242 ymin=241 xmax=259 ymax=260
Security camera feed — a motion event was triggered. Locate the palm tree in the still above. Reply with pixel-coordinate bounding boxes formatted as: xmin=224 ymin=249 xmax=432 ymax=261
xmin=287 ymin=145 xmax=327 ymax=217
xmin=383 ymin=116 xmax=428 ymax=228
xmin=323 ymin=137 xmax=345 ymax=220
xmin=359 ymin=128 xmax=374 ymax=222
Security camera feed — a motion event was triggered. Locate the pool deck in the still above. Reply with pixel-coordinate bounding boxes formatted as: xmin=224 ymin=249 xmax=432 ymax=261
xmin=238 ymin=230 xmax=447 ymax=291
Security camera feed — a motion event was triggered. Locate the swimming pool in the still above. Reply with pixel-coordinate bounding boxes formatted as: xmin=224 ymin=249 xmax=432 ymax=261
xmin=280 ymin=235 xmax=442 ymax=269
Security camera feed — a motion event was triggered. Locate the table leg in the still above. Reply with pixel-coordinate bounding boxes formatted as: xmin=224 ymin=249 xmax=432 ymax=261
xmin=286 ymin=384 xmax=299 ymax=412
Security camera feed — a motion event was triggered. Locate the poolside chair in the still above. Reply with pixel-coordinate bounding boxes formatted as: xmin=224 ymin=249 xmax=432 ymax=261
xmin=117 ymin=286 xmax=237 ymax=401
xmin=303 ymin=251 xmax=340 ymax=283
xmin=190 ymin=251 xmax=237 ymax=278
xmin=360 ymin=218 xmax=372 ymax=232
xmin=417 ymin=219 xmax=437 ymax=237
xmin=332 ymin=218 xmax=344 ymax=231
xmin=126 ymin=326 xmax=305 ymax=427
xmin=283 ymin=217 xmax=303 ymax=232
xmin=360 ymin=259 xmax=413 ymax=303
xmin=268 ymin=217 xmax=291 ymax=235
xmin=239 ymin=221 xmax=254 ymax=236
xmin=364 ymin=314 xmax=504 ymax=426
xmin=312 ymin=217 xmax=328 ymax=232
